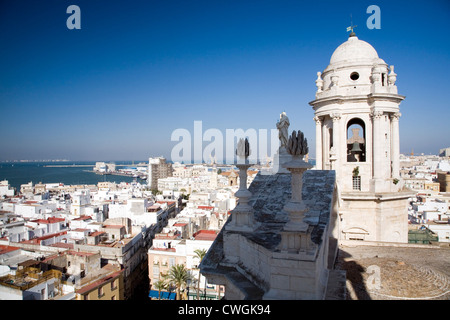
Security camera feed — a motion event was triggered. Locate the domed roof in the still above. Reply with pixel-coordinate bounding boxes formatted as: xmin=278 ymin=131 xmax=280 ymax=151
xmin=329 ymin=35 xmax=381 ymax=66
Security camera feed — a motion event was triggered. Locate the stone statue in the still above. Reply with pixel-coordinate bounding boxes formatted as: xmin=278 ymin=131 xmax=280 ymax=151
xmin=276 ymin=112 xmax=290 ymax=148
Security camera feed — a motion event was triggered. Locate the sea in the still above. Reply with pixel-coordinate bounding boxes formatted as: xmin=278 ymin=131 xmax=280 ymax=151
xmin=0 ymin=161 xmax=147 ymax=192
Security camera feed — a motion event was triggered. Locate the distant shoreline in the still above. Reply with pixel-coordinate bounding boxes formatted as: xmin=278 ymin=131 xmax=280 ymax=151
xmin=44 ymin=165 xmax=93 ymax=168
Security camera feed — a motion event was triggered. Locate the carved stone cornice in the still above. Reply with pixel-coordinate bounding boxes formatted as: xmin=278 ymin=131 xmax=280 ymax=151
xmin=389 ymin=112 xmax=401 ymax=121
xmin=370 ymin=110 xmax=383 ymax=120
xmin=313 ymin=116 xmax=323 ymax=125
xmin=331 ymin=112 xmax=341 ymax=122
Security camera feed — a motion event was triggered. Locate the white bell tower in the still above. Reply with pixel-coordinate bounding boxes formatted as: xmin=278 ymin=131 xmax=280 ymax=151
xmin=309 ymin=32 xmax=415 ymax=243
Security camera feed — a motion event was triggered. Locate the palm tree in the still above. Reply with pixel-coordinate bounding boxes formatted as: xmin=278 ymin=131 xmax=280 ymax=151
xmin=152 ymin=279 xmax=168 ymax=300
xmin=194 ymin=249 xmax=207 ymax=300
xmin=165 ymin=264 xmax=190 ymax=300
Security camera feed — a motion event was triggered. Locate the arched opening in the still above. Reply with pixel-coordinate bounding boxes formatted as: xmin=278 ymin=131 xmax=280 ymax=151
xmin=343 ymin=227 xmax=369 ymax=241
xmin=347 ymin=118 xmax=366 ymax=162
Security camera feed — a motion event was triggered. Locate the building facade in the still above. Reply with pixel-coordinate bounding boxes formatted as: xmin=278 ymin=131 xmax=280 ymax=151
xmin=309 ymin=32 xmax=415 ymax=243
xmin=437 ymin=171 xmax=450 ymax=192
xmin=148 ymin=157 xmax=173 ymax=190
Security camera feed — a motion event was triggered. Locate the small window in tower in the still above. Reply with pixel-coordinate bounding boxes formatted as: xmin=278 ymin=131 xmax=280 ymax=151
xmin=350 ymin=72 xmax=359 ymax=81
xmin=352 ymin=176 xmax=361 ymax=191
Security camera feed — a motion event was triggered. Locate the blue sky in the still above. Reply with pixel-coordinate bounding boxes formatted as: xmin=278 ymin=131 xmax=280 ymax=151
xmin=0 ymin=0 xmax=449 ymax=162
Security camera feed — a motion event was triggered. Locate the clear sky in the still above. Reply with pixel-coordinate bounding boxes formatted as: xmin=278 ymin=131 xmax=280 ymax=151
xmin=0 ymin=0 xmax=449 ymax=162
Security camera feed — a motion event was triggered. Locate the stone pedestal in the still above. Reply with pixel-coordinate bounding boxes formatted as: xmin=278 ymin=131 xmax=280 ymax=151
xmin=272 ymin=147 xmax=292 ymax=174
xmin=226 ymin=163 xmax=257 ymax=232
xmin=278 ymin=156 xmax=313 ymax=253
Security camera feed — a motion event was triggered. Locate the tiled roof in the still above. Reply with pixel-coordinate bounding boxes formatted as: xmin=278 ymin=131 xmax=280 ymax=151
xmin=0 ymin=245 xmax=20 ymax=255
xmin=75 ymin=268 xmax=123 ymax=295
xmin=193 ymin=230 xmax=218 ymax=241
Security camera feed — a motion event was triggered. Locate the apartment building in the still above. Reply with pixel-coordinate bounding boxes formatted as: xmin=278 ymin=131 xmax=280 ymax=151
xmin=148 ymin=157 xmax=173 ymax=190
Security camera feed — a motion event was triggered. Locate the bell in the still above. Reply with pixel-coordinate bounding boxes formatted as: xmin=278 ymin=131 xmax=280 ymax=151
xmin=350 ymin=142 xmax=362 ymax=152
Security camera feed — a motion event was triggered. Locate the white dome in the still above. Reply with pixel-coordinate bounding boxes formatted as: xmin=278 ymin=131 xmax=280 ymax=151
xmin=329 ymin=36 xmax=381 ymax=66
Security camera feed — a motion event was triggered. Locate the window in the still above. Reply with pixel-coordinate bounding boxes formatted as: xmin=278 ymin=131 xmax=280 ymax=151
xmin=98 ymin=286 xmax=104 ymax=298
xmin=353 ymin=176 xmax=361 ymax=191
xmin=350 ymin=72 xmax=359 ymax=81
xmin=153 ymin=266 xmax=160 ymax=278
xmin=111 ymin=279 xmax=117 ymax=291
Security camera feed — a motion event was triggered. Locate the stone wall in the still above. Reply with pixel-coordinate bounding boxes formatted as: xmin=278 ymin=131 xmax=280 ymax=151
xmin=340 ymin=193 xmax=410 ymax=243
xmin=200 ymin=170 xmax=338 ymax=300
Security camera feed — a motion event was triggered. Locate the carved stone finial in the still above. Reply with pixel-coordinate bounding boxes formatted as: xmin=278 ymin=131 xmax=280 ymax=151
xmin=236 ymin=138 xmax=251 ymax=159
xmin=315 ymin=72 xmax=324 ymax=92
xmin=286 ymin=130 xmax=309 ymax=157
xmin=388 ymin=65 xmax=397 ymax=86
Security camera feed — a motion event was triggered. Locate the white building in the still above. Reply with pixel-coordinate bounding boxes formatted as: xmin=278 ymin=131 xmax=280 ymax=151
xmin=157 ymin=177 xmax=185 ymax=191
xmin=411 ymin=198 xmax=449 ymax=225
xmin=14 ymin=201 xmax=56 ymax=219
xmin=439 ymin=147 xmax=450 ymax=157
xmin=70 ymin=190 xmax=90 ymax=216
xmin=108 ymin=198 xmax=166 ymax=227
xmin=93 ymin=162 xmax=115 ymax=173
xmin=0 ymin=180 xmax=15 ymax=197
xmin=148 ymin=229 xmax=220 ymax=299
xmin=425 ymin=223 xmax=450 ymax=243
xmin=309 ymin=32 xmax=415 ymax=243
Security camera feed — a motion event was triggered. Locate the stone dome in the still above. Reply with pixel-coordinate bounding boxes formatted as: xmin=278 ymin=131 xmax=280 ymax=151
xmin=329 ymin=35 xmax=383 ymax=66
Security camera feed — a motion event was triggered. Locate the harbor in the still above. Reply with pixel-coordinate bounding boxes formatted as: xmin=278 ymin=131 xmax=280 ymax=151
xmin=43 ymin=163 xmax=142 ymax=168
xmin=0 ymin=161 xmax=148 ymax=191
xmin=90 ymin=161 xmax=148 ymax=180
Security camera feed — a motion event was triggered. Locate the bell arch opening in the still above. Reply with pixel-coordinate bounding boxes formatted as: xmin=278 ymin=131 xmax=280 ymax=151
xmin=347 ymin=118 xmax=366 ymax=162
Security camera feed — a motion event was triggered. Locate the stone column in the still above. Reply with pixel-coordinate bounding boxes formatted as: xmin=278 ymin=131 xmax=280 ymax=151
xmin=314 ymin=116 xmax=323 ymax=170
xmin=278 ymin=130 xmax=313 ymax=252
xmin=232 ymin=162 xmax=254 ymax=227
xmin=390 ymin=112 xmax=401 ymax=179
xmin=371 ymin=110 xmax=383 ymax=180
xmin=331 ymin=113 xmax=341 ymax=177
xmin=329 ymin=147 xmax=337 ymax=171
xmin=322 ymin=121 xmax=329 ymax=169
xmin=283 ymin=162 xmax=312 ymax=232
xmin=226 ymin=138 xmax=256 ymax=232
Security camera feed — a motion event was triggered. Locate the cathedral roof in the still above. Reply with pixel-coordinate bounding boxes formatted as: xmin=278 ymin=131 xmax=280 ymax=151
xmin=199 ymin=170 xmax=336 ymax=298
xmin=200 ymin=170 xmax=336 ymax=261
xmin=328 ymin=35 xmax=385 ymax=68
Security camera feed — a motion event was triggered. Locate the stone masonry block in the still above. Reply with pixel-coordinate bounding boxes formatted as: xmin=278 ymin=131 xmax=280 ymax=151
xmin=290 ymin=275 xmax=316 ymax=292
xmin=271 ymin=274 xmax=290 ymax=290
